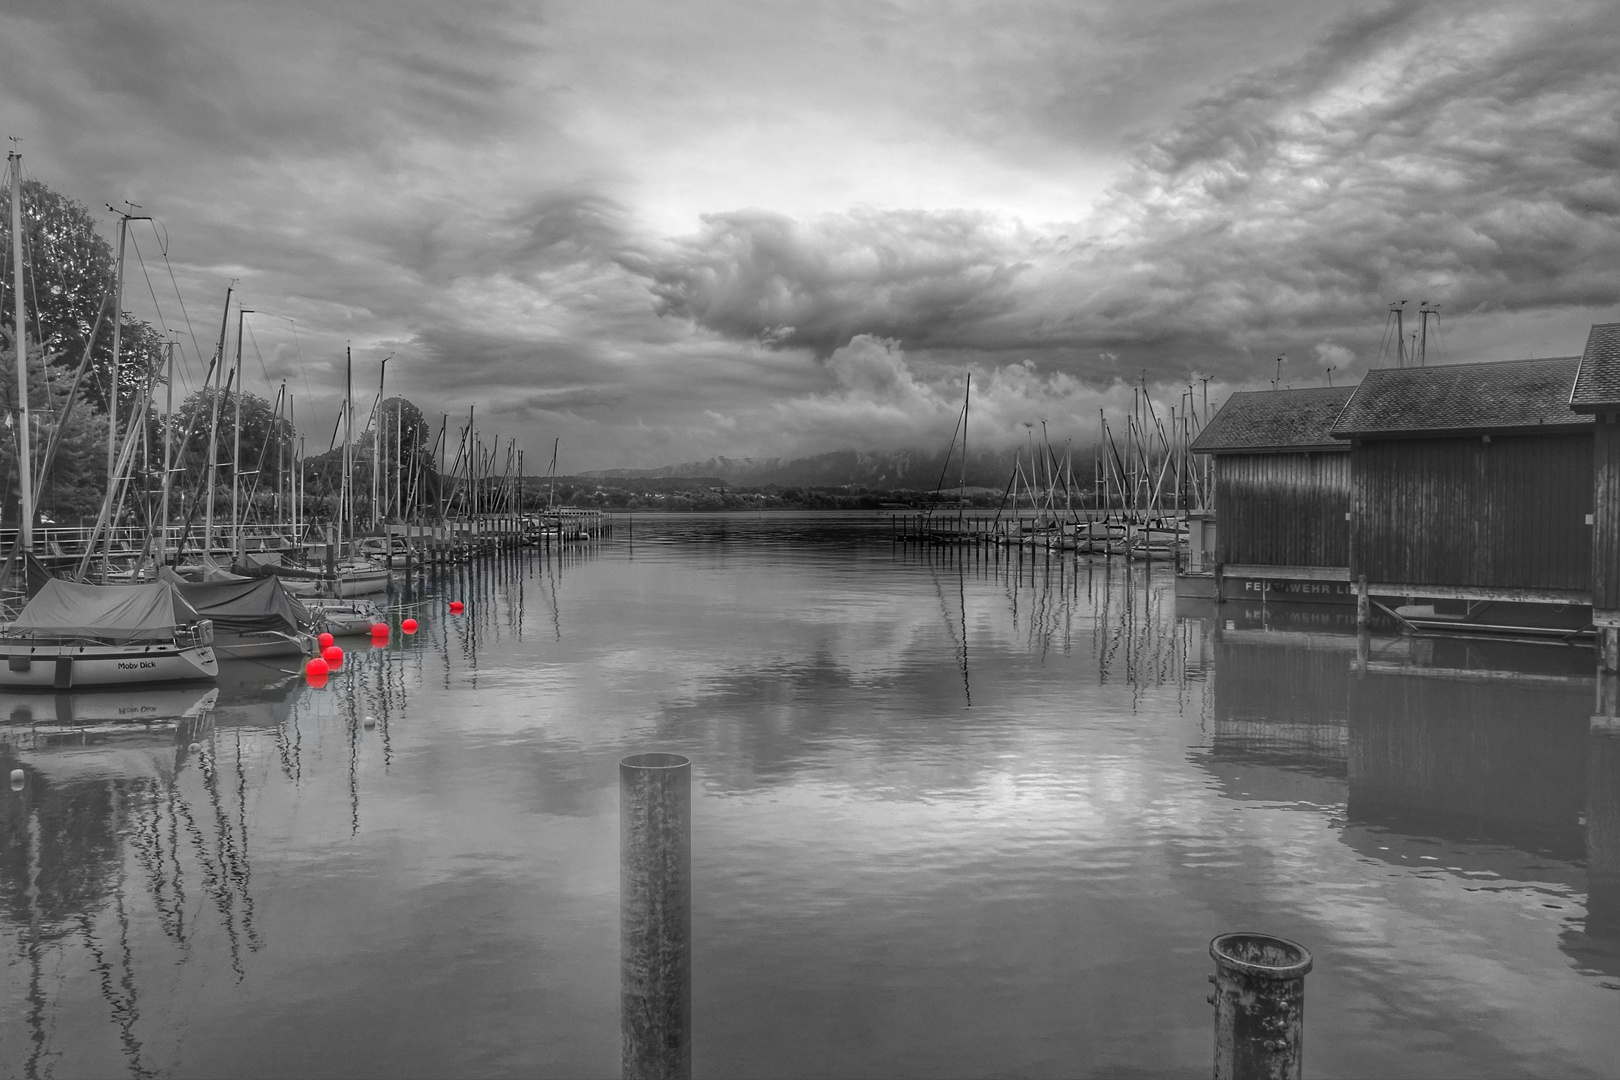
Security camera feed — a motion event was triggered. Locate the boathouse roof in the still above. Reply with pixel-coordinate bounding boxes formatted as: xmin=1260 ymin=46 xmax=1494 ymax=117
xmin=1189 ymin=386 xmax=1355 ymax=454
xmin=1329 ymin=356 xmax=1588 ymax=439
xmin=1569 ymin=323 xmax=1620 ymax=412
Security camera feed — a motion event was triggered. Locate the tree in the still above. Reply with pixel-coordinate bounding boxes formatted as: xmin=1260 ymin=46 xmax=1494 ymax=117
xmin=169 ymin=387 xmax=295 ymax=525
xmin=0 ymin=331 xmax=109 ymax=524
xmin=0 ymin=177 xmax=167 ymax=420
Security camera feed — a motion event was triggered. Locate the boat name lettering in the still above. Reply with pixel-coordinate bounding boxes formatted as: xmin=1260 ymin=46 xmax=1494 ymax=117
xmin=116 ymin=661 xmax=160 ymax=670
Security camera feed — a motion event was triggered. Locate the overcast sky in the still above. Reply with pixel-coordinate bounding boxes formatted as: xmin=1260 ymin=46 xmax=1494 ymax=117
xmin=3 ymin=1 xmax=1617 ymax=469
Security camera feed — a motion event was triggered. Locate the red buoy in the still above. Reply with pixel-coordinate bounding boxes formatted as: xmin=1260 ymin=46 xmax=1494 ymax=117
xmin=306 ymin=657 xmax=329 ymax=678
xmin=370 ymin=622 xmax=389 ymax=638
xmin=449 ymin=601 xmax=464 ymax=615
xmin=323 ymin=644 xmax=344 ymax=668
xmin=402 ymin=618 xmax=419 ymax=634
xmin=318 ymin=631 xmax=335 ymax=649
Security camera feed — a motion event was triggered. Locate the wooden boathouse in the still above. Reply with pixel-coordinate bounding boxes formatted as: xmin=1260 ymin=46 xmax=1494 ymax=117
xmin=1568 ymin=323 xmax=1620 ymax=660
xmin=1187 ymin=386 xmax=1356 ymax=602
xmin=1329 ymin=355 xmax=1591 ymax=628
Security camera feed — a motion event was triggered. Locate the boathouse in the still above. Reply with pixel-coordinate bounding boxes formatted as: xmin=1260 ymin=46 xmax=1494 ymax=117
xmin=1188 ymin=386 xmax=1356 ymax=602
xmin=1329 ymin=355 xmax=1592 ymax=622
xmin=1568 ymin=323 xmax=1620 ymax=656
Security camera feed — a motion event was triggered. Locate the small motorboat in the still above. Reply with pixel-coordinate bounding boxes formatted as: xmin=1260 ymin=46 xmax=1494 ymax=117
xmin=307 ymin=597 xmax=386 ymax=636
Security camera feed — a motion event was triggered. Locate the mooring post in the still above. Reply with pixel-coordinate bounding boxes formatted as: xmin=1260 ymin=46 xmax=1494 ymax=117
xmin=621 ymin=753 xmax=692 ymax=1080
xmin=1355 ymin=574 xmax=1369 ymax=630
xmin=1209 ymin=932 xmax=1311 ymax=1080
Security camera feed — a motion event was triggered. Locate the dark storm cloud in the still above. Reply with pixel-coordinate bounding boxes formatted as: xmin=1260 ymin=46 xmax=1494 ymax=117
xmin=635 ymin=2 xmax=1620 ymax=386
xmin=635 ymin=208 xmax=1033 ymax=356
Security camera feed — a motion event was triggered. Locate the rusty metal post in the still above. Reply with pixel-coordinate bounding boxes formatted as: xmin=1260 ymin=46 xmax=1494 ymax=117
xmin=1209 ymin=932 xmax=1311 ymax=1080
xmin=621 ymin=753 xmax=691 ymax=1080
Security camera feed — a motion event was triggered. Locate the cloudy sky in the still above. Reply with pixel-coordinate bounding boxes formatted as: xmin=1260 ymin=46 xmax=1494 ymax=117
xmin=3 ymin=1 xmax=1617 ymax=469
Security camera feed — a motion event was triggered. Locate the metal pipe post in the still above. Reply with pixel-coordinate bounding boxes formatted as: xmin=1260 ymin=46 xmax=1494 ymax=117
xmin=1209 ymin=932 xmax=1312 ymax=1080
xmin=621 ymin=753 xmax=692 ymax=1080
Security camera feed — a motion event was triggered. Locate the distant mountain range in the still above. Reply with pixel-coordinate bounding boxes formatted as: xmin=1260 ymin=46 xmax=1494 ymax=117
xmin=582 ymin=446 xmax=1089 ymax=490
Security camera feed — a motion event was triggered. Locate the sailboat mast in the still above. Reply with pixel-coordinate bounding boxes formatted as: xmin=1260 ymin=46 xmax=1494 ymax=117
xmin=548 ymin=437 xmax=558 ymax=511
xmin=959 ymin=372 xmax=969 ymax=519
xmin=203 ymin=285 xmax=233 ymax=557
xmin=105 ymin=213 xmax=128 ymax=516
xmin=8 ymin=150 xmax=31 ymax=554
xmin=159 ymin=341 xmax=174 ymax=565
xmin=345 ymin=347 xmax=354 ymax=551
xmin=231 ymin=308 xmax=250 ymax=562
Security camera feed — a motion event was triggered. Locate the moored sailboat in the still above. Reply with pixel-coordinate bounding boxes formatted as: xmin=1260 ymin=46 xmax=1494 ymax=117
xmin=0 ymin=578 xmax=217 ymax=688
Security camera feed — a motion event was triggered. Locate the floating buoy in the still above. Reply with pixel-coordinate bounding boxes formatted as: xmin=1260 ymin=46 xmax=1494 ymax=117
xmin=9 ymin=768 xmax=22 ymax=790
xmin=363 ymin=715 xmax=376 ymax=729
xmin=322 ymin=644 xmax=344 ymax=667
xmin=402 ymin=618 xmax=419 ymax=634
xmin=370 ymin=622 xmax=389 ymax=638
xmin=449 ymin=601 xmax=464 ymax=615
xmin=306 ymin=656 xmax=330 ymax=678
xmin=188 ymin=743 xmax=200 ymax=754
xmin=318 ymin=631 xmax=335 ymax=650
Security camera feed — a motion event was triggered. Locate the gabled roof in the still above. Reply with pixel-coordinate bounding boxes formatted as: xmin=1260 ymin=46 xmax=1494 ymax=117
xmin=1189 ymin=386 xmax=1355 ymax=454
xmin=1329 ymin=356 xmax=1588 ymax=438
xmin=1569 ymin=323 xmax=1620 ymax=412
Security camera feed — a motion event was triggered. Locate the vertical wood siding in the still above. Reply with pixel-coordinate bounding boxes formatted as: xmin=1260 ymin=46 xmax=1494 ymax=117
xmin=1594 ymin=417 xmax=1620 ymax=609
xmin=1351 ymin=432 xmax=1592 ymax=590
xmin=1214 ymin=452 xmax=1350 ymax=567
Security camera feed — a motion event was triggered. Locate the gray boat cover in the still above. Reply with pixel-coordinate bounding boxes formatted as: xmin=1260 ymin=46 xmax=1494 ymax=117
xmin=163 ymin=571 xmax=310 ymax=635
xmin=8 ymin=579 xmax=204 ymax=642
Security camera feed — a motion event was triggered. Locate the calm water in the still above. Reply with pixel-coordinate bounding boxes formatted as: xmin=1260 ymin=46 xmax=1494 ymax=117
xmin=2 ymin=513 xmax=1617 ymax=1079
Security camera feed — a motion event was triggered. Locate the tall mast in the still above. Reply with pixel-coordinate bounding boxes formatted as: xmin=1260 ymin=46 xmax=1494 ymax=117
xmin=468 ymin=404 xmax=475 ymax=519
xmin=372 ymin=357 xmax=389 ymax=530
xmin=103 ymin=204 xmax=152 ymax=521
xmin=8 ymin=149 xmax=31 ymax=554
xmin=203 ymin=284 xmax=233 ymax=557
xmin=344 ymin=347 xmax=354 ymax=550
xmin=231 ymin=308 xmax=250 ymax=561
xmin=548 ymin=437 xmax=558 ymax=511
xmin=159 ymin=341 xmax=174 ymax=565
xmin=958 ymin=372 xmax=969 ymax=519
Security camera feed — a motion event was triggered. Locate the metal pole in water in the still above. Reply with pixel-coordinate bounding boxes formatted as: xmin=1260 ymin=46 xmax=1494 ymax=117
xmin=1209 ymin=932 xmax=1311 ymax=1080
xmin=621 ymin=753 xmax=692 ymax=1080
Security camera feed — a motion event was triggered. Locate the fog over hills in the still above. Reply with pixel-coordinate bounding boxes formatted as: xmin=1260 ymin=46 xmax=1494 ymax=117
xmin=581 ymin=446 xmax=1092 ymax=491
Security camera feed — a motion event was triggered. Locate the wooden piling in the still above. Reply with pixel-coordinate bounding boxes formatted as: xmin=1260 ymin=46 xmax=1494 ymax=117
xmin=621 ymin=753 xmax=692 ymax=1080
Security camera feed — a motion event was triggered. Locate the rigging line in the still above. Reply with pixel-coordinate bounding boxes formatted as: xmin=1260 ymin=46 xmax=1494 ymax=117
xmin=151 ymin=220 xmax=207 ymax=378
xmin=243 ymin=319 xmax=275 ymax=391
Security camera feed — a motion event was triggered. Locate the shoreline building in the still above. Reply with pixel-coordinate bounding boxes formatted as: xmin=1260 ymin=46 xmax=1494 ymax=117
xmin=1185 ymin=386 xmax=1356 ymax=603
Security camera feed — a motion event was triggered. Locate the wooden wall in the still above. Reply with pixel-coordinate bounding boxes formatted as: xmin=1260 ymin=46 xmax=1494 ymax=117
xmin=1594 ymin=416 xmax=1620 ymax=609
xmin=1352 ymin=432 xmax=1592 ymax=590
xmin=1214 ymin=452 xmax=1350 ymax=567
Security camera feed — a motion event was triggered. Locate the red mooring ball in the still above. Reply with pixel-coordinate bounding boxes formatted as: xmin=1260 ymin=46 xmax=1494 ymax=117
xmin=370 ymin=622 xmax=389 ymax=638
xmin=449 ymin=601 xmax=464 ymax=615
xmin=306 ymin=657 xmax=330 ymax=678
xmin=318 ymin=632 xmax=335 ymax=649
xmin=322 ymin=644 xmax=344 ymax=667
xmin=402 ymin=618 xmax=419 ymax=634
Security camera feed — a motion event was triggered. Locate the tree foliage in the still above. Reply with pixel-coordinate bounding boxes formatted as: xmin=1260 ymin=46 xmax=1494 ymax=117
xmin=0 ymin=177 xmax=167 ymax=420
xmin=0 ymin=332 xmax=109 ymax=523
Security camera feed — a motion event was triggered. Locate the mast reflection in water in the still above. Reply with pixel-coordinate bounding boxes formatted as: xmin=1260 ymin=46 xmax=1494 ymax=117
xmin=0 ymin=513 xmax=1615 ymax=1079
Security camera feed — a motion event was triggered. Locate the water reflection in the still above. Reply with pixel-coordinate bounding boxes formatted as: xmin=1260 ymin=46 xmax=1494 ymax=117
xmin=0 ymin=517 xmax=1615 ymax=1077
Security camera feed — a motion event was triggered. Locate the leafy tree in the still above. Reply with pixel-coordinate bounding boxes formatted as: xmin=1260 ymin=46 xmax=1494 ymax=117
xmin=169 ymin=387 xmax=295 ymax=524
xmin=0 ymin=331 xmax=109 ymax=524
xmin=0 ymin=177 xmax=168 ymax=420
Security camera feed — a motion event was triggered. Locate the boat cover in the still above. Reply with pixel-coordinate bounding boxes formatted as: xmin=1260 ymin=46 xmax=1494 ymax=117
xmin=8 ymin=579 xmax=204 ymax=642
xmin=164 ymin=571 xmax=310 ymax=635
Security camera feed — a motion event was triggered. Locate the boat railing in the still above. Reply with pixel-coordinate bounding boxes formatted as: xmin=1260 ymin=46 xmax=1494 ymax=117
xmin=0 ymin=619 xmax=212 ymax=650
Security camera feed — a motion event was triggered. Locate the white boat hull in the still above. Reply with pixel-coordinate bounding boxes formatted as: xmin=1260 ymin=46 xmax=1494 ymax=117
xmin=0 ymin=642 xmax=218 ymax=689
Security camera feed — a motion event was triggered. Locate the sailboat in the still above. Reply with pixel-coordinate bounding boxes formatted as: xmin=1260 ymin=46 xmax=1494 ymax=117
xmin=0 ymin=578 xmax=217 ymax=688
